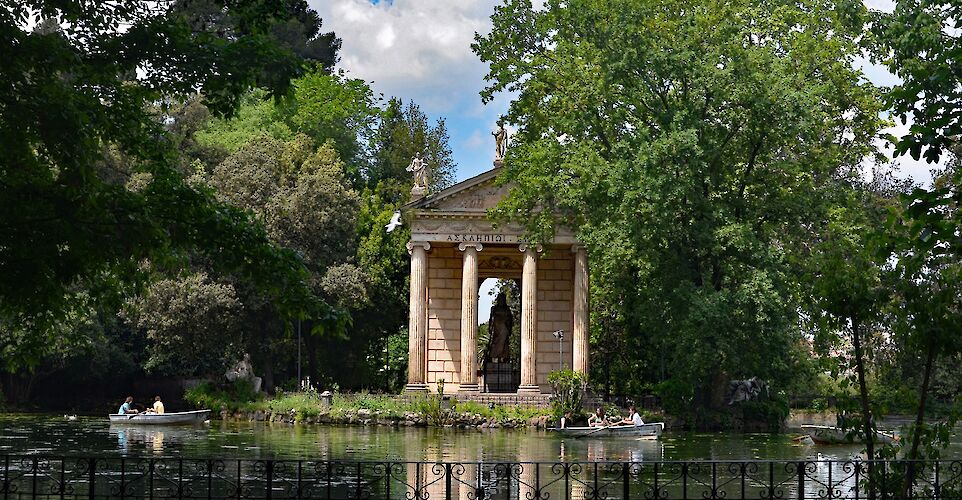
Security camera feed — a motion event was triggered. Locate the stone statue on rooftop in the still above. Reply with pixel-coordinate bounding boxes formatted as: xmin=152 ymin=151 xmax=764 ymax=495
xmin=407 ymin=152 xmax=429 ymax=190
xmin=492 ymin=119 xmax=508 ymax=161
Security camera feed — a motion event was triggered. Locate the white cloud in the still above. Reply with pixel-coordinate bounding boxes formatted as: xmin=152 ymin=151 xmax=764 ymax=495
xmin=312 ymin=0 xmax=500 ymax=115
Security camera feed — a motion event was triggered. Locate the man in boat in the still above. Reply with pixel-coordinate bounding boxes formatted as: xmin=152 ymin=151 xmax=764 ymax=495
xmin=151 ymin=396 xmax=165 ymax=414
xmin=118 ymin=396 xmax=138 ymax=415
xmin=619 ymin=406 xmax=644 ymax=427
xmin=588 ymin=407 xmax=607 ymax=427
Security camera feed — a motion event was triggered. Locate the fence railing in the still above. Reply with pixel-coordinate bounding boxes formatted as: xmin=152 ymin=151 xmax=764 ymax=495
xmin=2 ymin=456 xmax=961 ymax=499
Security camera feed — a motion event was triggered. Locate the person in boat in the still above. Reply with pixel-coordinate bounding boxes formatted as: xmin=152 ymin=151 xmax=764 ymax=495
xmin=150 ymin=396 xmax=165 ymax=414
xmin=588 ymin=407 xmax=607 ymax=427
xmin=619 ymin=406 xmax=644 ymax=427
xmin=118 ymin=396 xmax=138 ymax=415
xmin=560 ymin=411 xmax=573 ymax=429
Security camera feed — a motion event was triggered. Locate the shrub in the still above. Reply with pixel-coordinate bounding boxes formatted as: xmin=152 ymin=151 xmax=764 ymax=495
xmin=548 ymin=369 xmax=587 ymax=421
xmin=184 ymin=380 xmax=263 ymax=412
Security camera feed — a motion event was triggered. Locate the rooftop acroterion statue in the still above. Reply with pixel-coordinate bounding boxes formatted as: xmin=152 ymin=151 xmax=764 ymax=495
xmin=407 ymin=151 xmax=429 ymax=199
xmin=492 ymin=119 xmax=508 ymax=162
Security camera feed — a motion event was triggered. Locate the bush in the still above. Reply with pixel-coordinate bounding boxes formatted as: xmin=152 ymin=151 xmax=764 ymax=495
xmin=184 ymin=380 xmax=263 ymax=412
xmin=548 ymin=369 xmax=587 ymax=421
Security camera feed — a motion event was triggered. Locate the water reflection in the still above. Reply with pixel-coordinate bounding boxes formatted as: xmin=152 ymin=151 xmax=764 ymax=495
xmin=109 ymin=425 xmax=202 ymax=455
xmin=1 ymin=415 xmax=960 ymax=463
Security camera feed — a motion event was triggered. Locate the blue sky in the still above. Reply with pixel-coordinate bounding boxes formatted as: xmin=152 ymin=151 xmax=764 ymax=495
xmin=310 ymin=0 xmax=944 ymax=321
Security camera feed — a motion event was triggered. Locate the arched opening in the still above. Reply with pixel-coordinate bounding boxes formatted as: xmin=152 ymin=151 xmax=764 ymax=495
xmin=477 ymin=278 xmax=521 ymax=392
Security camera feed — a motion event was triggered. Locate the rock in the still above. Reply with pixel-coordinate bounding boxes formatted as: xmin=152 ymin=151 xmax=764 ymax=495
xmin=357 ymin=409 xmax=372 ymax=418
xmin=253 ymin=410 xmax=266 ymax=421
xmin=488 ymin=423 xmax=500 ymax=429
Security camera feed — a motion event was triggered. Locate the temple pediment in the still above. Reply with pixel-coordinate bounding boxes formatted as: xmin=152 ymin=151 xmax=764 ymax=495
xmin=403 ymin=167 xmax=577 ymax=245
xmin=404 ymin=168 xmax=507 ymax=214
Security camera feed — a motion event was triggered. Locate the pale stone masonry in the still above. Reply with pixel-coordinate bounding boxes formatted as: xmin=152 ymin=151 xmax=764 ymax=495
xmin=401 ymin=166 xmax=589 ymax=394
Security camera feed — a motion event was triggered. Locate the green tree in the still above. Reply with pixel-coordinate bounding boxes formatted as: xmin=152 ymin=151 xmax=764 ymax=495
xmin=0 ymin=1 xmax=334 ymax=370
xmin=126 ymin=272 xmax=241 ymax=377
xmin=200 ymin=134 xmax=361 ymax=390
xmin=875 ymin=1 xmax=962 ymax=492
xmin=473 ymin=0 xmax=886 ymax=413
xmin=369 ymin=98 xmax=456 ymax=195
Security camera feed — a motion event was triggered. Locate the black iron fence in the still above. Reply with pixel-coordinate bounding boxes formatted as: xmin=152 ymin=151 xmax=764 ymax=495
xmin=2 ymin=456 xmax=961 ymax=499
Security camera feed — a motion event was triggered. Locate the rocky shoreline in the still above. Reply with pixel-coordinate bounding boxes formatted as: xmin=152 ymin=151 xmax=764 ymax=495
xmin=217 ymin=408 xmax=556 ymax=429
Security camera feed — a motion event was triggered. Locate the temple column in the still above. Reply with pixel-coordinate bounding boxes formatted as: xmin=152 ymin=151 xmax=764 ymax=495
xmin=518 ymin=243 xmax=541 ymax=394
xmin=458 ymin=242 xmax=482 ymax=392
xmin=406 ymin=241 xmax=431 ymax=392
xmin=572 ymin=244 xmax=590 ymax=375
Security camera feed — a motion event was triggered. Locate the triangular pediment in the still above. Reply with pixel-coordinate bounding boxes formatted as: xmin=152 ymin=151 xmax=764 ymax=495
xmin=404 ymin=168 xmax=510 ymax=213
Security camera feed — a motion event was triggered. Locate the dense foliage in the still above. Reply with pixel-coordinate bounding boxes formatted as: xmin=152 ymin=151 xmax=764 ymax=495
xmin=474 ymin=0 xmax=886 ymax=417
xmin=2 ymin=1 xmax=961 ymax=455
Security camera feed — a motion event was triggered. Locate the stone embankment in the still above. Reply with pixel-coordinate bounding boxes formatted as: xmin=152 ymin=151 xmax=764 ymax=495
xmin=218 ymin=409 xmax=555 ymax=429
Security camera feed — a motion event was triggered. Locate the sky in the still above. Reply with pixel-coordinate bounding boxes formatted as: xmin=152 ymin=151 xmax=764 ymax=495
xmin=310 ymin=0 xmax=944 ymax=322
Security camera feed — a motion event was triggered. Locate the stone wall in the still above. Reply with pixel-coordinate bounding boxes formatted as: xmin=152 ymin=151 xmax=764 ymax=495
xmin=535 ymin=250 xmax=574 ymax=392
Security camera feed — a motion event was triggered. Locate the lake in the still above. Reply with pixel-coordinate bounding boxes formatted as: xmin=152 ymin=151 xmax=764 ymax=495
xmin=3 ymin=415 xmax=962 ymax=499
xmin=3 ymin=414 xmax=961 ymax=462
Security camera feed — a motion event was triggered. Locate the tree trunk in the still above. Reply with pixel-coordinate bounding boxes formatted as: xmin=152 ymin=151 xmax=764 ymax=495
xmin=902 ymin=342 xmax=936 ymax=498
xmin=851 ymin=317 xmax=876 ymax=499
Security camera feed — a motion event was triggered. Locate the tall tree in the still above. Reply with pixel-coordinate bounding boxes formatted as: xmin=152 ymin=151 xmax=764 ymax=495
xmin=474 ymin=0 xmax=886 ymax=411
xmin=875 ymin=1 xmax=962 ymax=492
xmin=0 ymin=1 xmax=336 ymax=369
xmin=369 ymin=98 xmax=456 ymax=195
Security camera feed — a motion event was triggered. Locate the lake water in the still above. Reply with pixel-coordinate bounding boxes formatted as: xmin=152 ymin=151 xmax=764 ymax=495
xmin=3 ymin=414 xmax=961 ymax=462
xmin=3 ymin=415 xmax=962 ymax=498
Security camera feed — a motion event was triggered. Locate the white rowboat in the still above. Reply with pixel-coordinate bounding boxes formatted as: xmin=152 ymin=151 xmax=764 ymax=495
xmin=801 ymin=424 xmax=898 ymax=445
xmin=108 ymin=410 xmax=211 ymax=425
xmin=552 ymin=423 xmax=664 ymax=439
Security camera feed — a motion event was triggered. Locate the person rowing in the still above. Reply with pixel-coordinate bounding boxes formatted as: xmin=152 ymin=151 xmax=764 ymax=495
xmin=588 ymin=407 xmax=608 ymax=427
xmin=117 ymin=396 xmax=139 ymax=415
xmin=618 ymin=406 xmax=644 ymax=427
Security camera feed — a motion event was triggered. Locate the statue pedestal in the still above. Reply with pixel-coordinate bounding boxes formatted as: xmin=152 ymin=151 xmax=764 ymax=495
xmin=410 ymin=185 xmax=427 ymax=200
xmin=482 ymin=361 xmax=519 ymax=393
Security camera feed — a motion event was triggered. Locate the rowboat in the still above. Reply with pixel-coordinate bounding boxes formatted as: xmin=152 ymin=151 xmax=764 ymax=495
xmin=552 ymin=422 xmax=664 ymax=439
xmin=801 ymin=424 xmax=898 ymax=445
xmin=108 ymin=410 xmax=211 ymax=425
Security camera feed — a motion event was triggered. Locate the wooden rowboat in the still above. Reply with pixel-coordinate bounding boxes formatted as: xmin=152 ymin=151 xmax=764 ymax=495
xmin=108 ymin=410 xmax=211 ymax=425
xmin=801 ymin=424 xmax=897 ymax=445
xmin=552 ymin=423 xmax=664 ymax=439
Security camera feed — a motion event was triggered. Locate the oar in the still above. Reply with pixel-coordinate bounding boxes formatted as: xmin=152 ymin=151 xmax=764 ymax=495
xmin=578 ymin=424 xmax=615 ymax=438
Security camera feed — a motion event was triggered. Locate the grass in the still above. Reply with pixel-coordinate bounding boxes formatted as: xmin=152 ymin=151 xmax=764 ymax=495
xmin=184 ymin=383 xmax=552 ymax=424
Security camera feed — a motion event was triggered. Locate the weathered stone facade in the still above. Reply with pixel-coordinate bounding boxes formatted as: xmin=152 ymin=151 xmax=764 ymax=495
xmin=401 ymin=167 xmax=589 ymax=394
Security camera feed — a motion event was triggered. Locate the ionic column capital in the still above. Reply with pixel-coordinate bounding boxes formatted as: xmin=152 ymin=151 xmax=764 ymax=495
xmin=406 ymin=241 xmax=431 ymax=254
xmin=518 ymin=242 xmax=543 ymax=253
xmin=457 ymin=242 xmax=483 ymax=252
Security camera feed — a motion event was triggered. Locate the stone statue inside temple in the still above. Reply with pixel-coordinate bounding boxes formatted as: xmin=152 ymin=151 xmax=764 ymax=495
xmin=487 ymin=292 xmax=513 ymax=362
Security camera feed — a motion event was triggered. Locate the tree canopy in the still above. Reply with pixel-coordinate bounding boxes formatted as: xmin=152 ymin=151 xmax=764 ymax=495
xmin=474 ymin=0 xmax=887 ymax=409
xmin=1 ymin=0 xmax=341 ymax=369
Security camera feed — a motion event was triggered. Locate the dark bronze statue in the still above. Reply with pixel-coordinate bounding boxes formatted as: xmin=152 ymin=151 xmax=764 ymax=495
xmin=487 ymin=292 xmax=513 ymax=362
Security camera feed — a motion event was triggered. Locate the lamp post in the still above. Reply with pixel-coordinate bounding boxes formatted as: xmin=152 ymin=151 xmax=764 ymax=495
xmin=297 ymin=318 xmax=302 ymax=389
xmin=552 ymin=330 xmax=565 ymax=369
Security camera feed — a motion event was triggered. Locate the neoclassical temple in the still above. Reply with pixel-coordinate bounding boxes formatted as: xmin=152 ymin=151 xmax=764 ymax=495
xmin=400 ymin=157 xmax=589 ymax=395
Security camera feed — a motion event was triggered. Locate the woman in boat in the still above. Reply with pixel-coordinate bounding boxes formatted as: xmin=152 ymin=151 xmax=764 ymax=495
xmin=619 ymin=406 xmax=644 ymax=427
xmin=559 ymin=411 xmax=573 ymax=429
xmin=118 ymin=396 xmax=139 ymax=415
xmin=151 ymin=396 xmax=165 ymax=414
xmin=588 ymin=407 xmax=607 ymax=427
